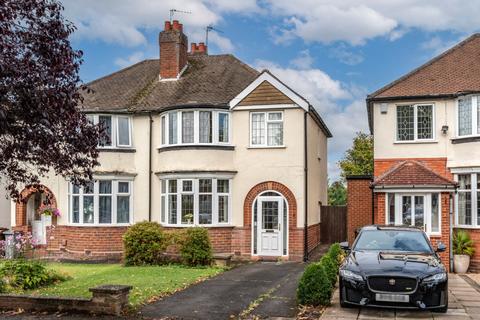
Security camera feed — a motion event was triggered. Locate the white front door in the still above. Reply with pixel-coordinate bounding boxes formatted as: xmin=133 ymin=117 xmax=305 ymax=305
xmin=257 ymin=197 xmax=283 ymax=256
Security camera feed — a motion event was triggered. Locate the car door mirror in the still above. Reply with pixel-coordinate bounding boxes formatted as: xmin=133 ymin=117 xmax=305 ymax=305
xmin=340 ymin=241 xmax=350 ymax=251
xmin=436 ymin=242 xmax=446 ymax=253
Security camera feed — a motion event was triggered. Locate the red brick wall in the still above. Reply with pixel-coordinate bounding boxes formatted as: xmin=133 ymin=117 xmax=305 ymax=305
xmin=455 ymin=228 xmax=480 ymax=272
xmin=15 ymin=185 xmax=58 ymax=227
xmin=375 ymin=158 xmax=451 ymax=179
xmin=159 ymin=21 xmax=188 ymax=79
xmin=307 ymin=223 xmax=320 ymax=253
xmin=346 ymin=177 xmax=373 ymax=245
xmin=374 ymin=193 xmax=386 ymax=225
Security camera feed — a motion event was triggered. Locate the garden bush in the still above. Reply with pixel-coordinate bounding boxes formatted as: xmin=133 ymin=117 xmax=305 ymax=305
xmin=123 ymin=221 xmax=171 ymax=265
xmin=179 ymin=227 xmax=213 ymax=266
xmin=328 ymin=243 xmax=342 ymax=266
xmin=297 ymin=262 xmax=332 ymax=306
xmin=320 ymin=254 xmax=337 ymax=286
xmin=0 ymin=260 xmax=66 ymax=290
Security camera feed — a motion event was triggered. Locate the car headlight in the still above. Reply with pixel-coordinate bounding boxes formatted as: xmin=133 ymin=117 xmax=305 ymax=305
xmin=423 ymin=272 xmax=447 ymax=283
xmin=340 ymin=269 xmax=364 ymax=281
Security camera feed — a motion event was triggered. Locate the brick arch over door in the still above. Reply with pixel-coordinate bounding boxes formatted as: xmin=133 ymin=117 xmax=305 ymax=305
xmin=15 ymin=185 xmax=57 ymax=228
xmin=243 ymin=181 xmax=298 ymax=257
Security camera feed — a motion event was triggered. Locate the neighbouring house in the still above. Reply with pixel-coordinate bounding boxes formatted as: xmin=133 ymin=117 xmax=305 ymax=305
xmin=348 ymin=33 xmax=480 ymax=271
xmin=9 ymin=20 xmax=331 ymax=262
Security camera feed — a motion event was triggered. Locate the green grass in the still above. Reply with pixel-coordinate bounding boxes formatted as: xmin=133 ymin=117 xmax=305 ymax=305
xmin=26 ymin=263 xmax=223 ymax=307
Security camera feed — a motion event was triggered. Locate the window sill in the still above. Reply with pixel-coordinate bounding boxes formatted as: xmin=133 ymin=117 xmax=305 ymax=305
xmin=454 ymin=225 xmax=480 ymax=229
xmin=98 ymin=148 xmax=136 ymax=153
xmin=451 ymin=136 xmax=480 ymax=144
xmin=160 ymin=224 xmax=234 ymax=228
xmin=393 ymin=140 xmax=437 ymax=145
xmin=247 ymin=145 xmax=286 ymax=149
xmin=158 ymin=145 xmax=235 ymax=152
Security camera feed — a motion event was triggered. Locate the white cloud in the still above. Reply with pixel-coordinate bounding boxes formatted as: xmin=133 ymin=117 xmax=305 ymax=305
xmin=329 ymin=44 xmax=364 ymax=66
xmin=290 ymin=50 xmax=314 ymax=69
xmin=421 ymin=36 xmax=463 ymax=56
xmin=114 ymin=51 xmax=145 ymax=68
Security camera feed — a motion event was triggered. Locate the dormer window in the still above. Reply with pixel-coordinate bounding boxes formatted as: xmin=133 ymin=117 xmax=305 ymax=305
xmin=160 ymin=110 xmax=230 ymax=146
xmin=87 ymin=114 xmax=133 ymax=148
xmin=457 ymin=95 xmax=480 ymax=137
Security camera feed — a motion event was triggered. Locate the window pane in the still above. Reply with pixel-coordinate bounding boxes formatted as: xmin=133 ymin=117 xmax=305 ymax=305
xmin=168 ymin=180 xmax=177 ymax=193
xmin=83 ymin=196 xmax=94 ymax=223
xmin=267 ymin=122 xmax=283 ymax=146
xmin=72 ymin=196 xmax=79 ymax=223
xmin=168 ymin=112 xmax=177 ymax=144
xmin=251 ymin=113 xmax=265 ymax=145
xmin=387 ymin=193 xmax=395 ymax=224
xmin=414 ymin=196 xmax=424 ymax=228
xmin=118 ymin=182 xmax=129 ymax=193
xmin=402 ymin=196 xmax=412 ymax=225
xmin=99 ymin=116 xmax=112 ymax=146
xmin=199 ymin=195 xmax=212 ymax=224
xmin=218 ymin=113 xmax=229 ymax=143
xmin=199 ymin=111 xmax=212 ymax=143
xmin=458 ymin=97 xmax=472 ymax=136
xmin=161 ymin=180 xmax=166 ymax=193
xmin=99 ymin=180 xmax=112 ymax=194
xmin=218 ymin=195 xmax=228 ymax=223
xmin=283 ymin=200 xmax=287 ymax=255
xmin=458 ymin=174 xmax=471 ymax=189
xmin=117 ymin=117 xmax=130 ymax=146
xmin=458 ymin=192 xmax=472 ymax=225
xmin=253 ymin=200 xmax=258 ymax=254
xmin=182 ymin=111 xmax=194 ymax=143
xmin=477 ymin=96 xmax=480 ymax=134
xmin=431 ymin=194 xmax=439 ymax=233
xmin=217 ymin=180 xmax=229 ymax=193
xmin=199 ymin=179 xmax=212 ymax=193
xmin=117 ymin=196 xmax=129 ymax=223
xmin=397 ymin=106 xmax=414 ymax=141
xmin=268 ymin=112 xmax=282 ymax=120
xmin=168 ymin=195 xmax=177 ymax=224
xmin=99 ymin=196 xmax=112 ymax=223
xmin=161 ymin=116 xmax=166 ymax=145
xmin=262 ymin=201 xmax=279 ymax=229
xmin=72 ymin=184 xmax=80 ymax=194
xmin=417 ymin=105 xmax=433 ymax=139
xmin=181 ymin=194 xmax=194 ymax=224
xmin=182 ymin=180 xmax=193 ymax=192
xmin=161 ymin=196 xmax=166 ymax=223
xmin=84 ymin=182 xmax=94 ymax=194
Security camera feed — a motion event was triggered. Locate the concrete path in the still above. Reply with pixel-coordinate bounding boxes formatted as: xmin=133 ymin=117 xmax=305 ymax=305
xmin=321 ymin=274 xmax=480 ymax=320
xmin=140 ymin=261 xmax=304 ymax=319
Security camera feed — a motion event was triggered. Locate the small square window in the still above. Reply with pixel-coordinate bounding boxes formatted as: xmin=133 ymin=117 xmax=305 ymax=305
xmin=182 ymin=180 xmax=193 ymax=192
xmin=199 ymin=179 xmax=212 ymax=193
xmin=168 ymin=180 xmax=177 ymax=193
xmin=268 ymin=112 xmax=282 ymax=121
xmin=217 ymin=180 xmax=229 ymax=193
xmin=99 ymin=181 xmax=112 ymax=194
xmin=118 ymin=182 xmax=129 ymax=193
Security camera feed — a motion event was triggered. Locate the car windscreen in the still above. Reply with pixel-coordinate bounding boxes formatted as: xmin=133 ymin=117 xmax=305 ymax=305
xmin=353 ymin=230 xmax=432 ymax=253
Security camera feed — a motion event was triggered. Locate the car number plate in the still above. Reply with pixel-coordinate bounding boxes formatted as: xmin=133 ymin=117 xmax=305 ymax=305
xmin=375 ymin=293 xmax=409 ymax=303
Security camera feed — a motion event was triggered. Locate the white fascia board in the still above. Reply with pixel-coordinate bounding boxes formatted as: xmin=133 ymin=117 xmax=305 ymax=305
xmin=229 ymin=72 xmax=309 ymax=111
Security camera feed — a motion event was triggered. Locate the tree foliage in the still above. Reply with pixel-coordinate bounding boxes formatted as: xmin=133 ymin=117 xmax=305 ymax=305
xmin=338 ymin=132 xmax=373 ymax=179
xmin=328 ymin=180 xmax=346 ymax=206
xmin=0 ymin=0 xmax=100 ymax=200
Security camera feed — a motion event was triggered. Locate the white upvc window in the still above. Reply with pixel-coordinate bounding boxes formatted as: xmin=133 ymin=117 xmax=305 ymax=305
xmin=86 ymin=114 xmax=133 ymax=148
xmin=160 ymin=110 xmax=231 ymax=146
xmin=396 ymin=104 xmax=434 ymax=142
xmin=250 ymin=111 xmax=284 ymax=147
xmin=386 ymin=192 xmax=441 ymax=235
xmin=160 ymin=178 xmax=231 ymax=226
xmin=455 ymin=173 xmax=479 ymax=227
xmin=457 ymin=95 xmax=480 ymax=137
xmin=69 ymin=179 xmax=133 ymax=225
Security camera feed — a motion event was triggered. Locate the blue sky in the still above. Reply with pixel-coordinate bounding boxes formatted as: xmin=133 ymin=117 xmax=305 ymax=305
xmin=61 ymin=0 xmax=480 ymax=181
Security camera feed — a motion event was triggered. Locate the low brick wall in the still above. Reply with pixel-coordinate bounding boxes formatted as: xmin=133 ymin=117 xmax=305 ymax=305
xmin=0 ymin=284 xmax=131 ymax=315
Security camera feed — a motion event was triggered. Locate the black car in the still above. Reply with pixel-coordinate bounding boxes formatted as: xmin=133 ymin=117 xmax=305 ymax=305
xmin=339 ymin=225 xmax=448 ymax=312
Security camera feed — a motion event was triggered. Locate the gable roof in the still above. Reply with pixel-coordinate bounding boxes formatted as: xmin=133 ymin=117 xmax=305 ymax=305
xmin=372 ymin=160 xmax=457 ymax=189
xmin=81 ymin=54 xmax=258 ymax=113
xmin=237 ymin=80 xmax=294 ymax=106
xmin=366 ymin=33 xmax=480 ymax=132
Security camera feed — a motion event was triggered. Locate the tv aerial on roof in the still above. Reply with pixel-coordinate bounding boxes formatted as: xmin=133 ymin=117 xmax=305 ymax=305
xmin=206 ymin=25 xmax=224 ymax=47
xmin=169 ymin=9 xmax=191 ymax=22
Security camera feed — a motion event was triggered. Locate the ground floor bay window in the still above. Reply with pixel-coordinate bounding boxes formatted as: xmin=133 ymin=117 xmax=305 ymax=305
xmin=455 ymin=173 xmax=480 ymax=227
xmin=385 ymin=193 xmax=441 ymax=235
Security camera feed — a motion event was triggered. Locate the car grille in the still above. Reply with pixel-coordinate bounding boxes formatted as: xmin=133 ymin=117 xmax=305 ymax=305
xmin=368 ymin=276 xmax=417 ymax=293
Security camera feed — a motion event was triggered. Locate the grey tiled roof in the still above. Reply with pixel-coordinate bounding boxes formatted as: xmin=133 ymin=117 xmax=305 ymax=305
xmin=81 ymin=54 xmax=259 ymax=112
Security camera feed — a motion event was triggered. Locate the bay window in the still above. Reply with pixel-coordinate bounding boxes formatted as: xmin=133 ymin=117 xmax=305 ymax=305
xmin=457 ymin=95 xmax=480 ymax=137
xmin=87 ymin=114 xmax=132 ymax=148
xmin=160 ymin=110 xmax=230 ymax=146
xmin=456 ymin=173 xmax=479 ymax=227
xmin=396 ymin=104 xmax=434 ymax=142
xmin=251 ymin=111 xmax=284 ymax=147
xmin=161 ymin=178 xmax=231 ymax=226
xmin=69 ymin=180 xmax=132 ymax=225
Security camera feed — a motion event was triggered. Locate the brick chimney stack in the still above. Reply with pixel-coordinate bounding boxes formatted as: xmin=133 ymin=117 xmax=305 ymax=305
xmin=159 ymin=20 xmax=188 ymax=79
xmin=190 ymin=42 xmax=208 ymax=55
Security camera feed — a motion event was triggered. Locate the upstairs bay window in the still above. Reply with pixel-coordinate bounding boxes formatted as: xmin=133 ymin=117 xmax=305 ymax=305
xmin=396 ymin=105 xmax=434 ymax=142
xmin=160 ymin=110 xmax=230 ymax=146
xmin=456 ymin=173 xmax=480 ymax=227
xmin=87 ymin=114 xmax=132 ymax=148
xmin=250 ymin=111 xmax=284 ymax=147
xmin=457 ymin=95 xmax=480 ymax=137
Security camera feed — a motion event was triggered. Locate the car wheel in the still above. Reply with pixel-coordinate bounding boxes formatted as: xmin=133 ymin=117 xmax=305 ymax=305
xmin=432 ymin=305 xmax=448 ymax=313
xmin=339 ymin=282 xmax=352 ymax=308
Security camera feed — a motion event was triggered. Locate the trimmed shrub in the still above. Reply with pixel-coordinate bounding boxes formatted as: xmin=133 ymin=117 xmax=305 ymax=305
xmin=123 ymin=221 xmax=171 ymax=266
xmin=320 ymin=254 xmax=337 ymax=286
xmin=328 ymin=243 xmax=342 ymax=266
xmin=297 ymin=262 xmax=332 ymax=306
xmin=179 ymin=227 xmax=213 ymax=266
xmin=0 ymin=260 xmax=66 ymax=290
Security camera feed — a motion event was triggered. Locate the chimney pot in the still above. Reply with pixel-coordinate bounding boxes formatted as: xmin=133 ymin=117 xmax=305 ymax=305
xmin=164 ymin=21 xmax=171 ymax=31
xmin=172 ymin=20 xmax=182 ymax=32
xmin=191 ymin=42 xmax=197 ymax=53
xmin=198 ymin=42 xmax=207 ymax=53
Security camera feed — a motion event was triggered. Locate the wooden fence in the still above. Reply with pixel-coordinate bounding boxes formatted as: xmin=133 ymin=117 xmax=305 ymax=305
xmin=320 ymin=205 xmax=347 ymax=244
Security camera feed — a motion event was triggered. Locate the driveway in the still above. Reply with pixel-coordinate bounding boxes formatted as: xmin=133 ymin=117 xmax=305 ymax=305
xmin=321 ymin=273 xmax=480 ymax=319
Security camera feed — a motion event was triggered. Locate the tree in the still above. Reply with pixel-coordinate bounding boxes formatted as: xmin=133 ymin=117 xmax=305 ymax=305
xmin=328 ymin=180 xmax=346 ymax=206
xmin=338 ymin=132 xmax=373 ymax=179
xmin=0 ymin=0 xmax=100 ymax=200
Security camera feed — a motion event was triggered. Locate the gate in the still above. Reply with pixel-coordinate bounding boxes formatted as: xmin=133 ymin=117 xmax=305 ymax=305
xmin=320 ymin=205 xmax=347 ymax=244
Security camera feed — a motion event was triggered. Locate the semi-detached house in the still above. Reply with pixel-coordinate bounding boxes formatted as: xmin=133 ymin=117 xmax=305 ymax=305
xmin=9 ymin=20 xmax=331 ymax=262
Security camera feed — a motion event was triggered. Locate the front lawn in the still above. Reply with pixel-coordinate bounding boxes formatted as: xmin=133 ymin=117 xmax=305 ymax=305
xmin=26 ymin=263 xmax=223 ymax=307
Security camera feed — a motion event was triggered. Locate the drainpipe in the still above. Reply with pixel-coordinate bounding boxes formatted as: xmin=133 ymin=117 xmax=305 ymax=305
xmin=148 ymin=113 xmax=153 ymax=222
xmin=449 ymin=192 xmax=454 ymax=272
xmin=303 ymin=111 xmax=308 ymax=262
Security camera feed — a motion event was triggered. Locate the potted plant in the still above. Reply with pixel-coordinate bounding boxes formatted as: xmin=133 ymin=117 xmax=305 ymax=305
xmin=37 ymin=203 xmax=61 ymax=227
xmin=453 ymin=230 xmax=475 ymax=273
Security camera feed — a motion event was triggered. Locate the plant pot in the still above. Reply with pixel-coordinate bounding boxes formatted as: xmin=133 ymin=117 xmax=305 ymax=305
xmin=454 ymin=254 xmax=470 ymax=273
xmin=41 ymin=214 xmax=52 ymax=227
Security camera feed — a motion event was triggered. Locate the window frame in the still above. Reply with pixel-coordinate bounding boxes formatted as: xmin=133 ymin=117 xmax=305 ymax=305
xmin=87 ymin=114 xmax=133 ymax=149
xmin=395 ymin=104 xmax=435 ymax=143
xmin=455 ymin=173 xmax=479 ymax=228
xmin=456 ymin=95 xmax=480 ymax=138
xmin=249 ymin=111 xmax=285 ymax=148
xmin=68 ymin=179 xmax=133 ymax=226
xmin=160 ymin=110 xmax=231 ymax=147
xmin=160 ymin=178 xmax=232 ymax=227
